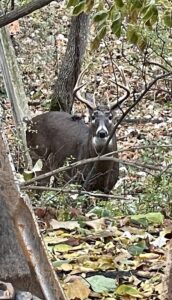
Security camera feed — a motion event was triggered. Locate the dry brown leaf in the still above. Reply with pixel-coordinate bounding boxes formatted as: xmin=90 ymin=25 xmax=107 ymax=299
xmin=65 ymin=278 xmax=90 ymax=300
xmin=8 ymin=20 xmax=20 ymax=35
xmin=85 ymin=218 xmax=108 ymax=231
xmin=50 ymin=219 xmax=80 ymax=230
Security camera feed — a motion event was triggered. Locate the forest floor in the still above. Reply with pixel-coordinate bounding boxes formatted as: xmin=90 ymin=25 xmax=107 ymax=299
xmin=2 ymin=2 xmax=172 ymax=299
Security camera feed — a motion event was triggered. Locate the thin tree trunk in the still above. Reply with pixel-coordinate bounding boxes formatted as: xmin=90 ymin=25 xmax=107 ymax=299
xmin=51 ymin=13 xmax=89 ymax=113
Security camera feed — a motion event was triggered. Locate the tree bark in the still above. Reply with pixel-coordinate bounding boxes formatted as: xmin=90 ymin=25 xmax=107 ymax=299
xmin=0 ymin=25 xmax=32 ymax=168
xmin=0 ymin=127 xmax=67 ymax=300
xmin=50 ymin=13 xmax=89 ymax=113
xmin=162 ymin=239 xmax=172 ymax=300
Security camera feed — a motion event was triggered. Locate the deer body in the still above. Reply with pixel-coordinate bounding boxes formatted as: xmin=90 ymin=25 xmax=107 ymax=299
xmin=27 ymin=67 xmax=130 ymax=192
xmin=27 ymin=109 xmax=119 ymax=193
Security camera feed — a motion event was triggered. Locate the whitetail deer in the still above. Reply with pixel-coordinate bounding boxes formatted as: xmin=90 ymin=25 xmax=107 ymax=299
xmin=26 ymin=68 xmax=130 ymax=192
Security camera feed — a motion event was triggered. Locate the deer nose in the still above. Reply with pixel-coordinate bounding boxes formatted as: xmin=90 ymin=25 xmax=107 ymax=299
xmin=98 ymin=130 xmax=108 ymax=138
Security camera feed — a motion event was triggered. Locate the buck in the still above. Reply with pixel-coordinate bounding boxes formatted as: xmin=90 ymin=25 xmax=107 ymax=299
xmin=26 ymin=69 xmax=130 ymax=193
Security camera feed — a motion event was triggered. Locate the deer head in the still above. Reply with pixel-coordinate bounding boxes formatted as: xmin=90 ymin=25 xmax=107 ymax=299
xmin=73 ymin=66 xmax=130 ymax=153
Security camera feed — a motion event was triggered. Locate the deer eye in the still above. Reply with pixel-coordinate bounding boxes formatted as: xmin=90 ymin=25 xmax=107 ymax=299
xmin=91 ymin=115 xmax=95 ymax=120
xmin=109 ymin=115 xmax=113 ymax=120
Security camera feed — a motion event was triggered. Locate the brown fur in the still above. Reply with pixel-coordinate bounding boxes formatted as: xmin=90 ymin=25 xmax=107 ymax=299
xmin=26 ymin=110 xmax=119 ymax=192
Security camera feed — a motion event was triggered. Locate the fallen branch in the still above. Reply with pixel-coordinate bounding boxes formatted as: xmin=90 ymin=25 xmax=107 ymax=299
xmin=20 ymin=154 xmax=168 ymax=187
xmin=21 ymin=185 xmax=137 ymax=201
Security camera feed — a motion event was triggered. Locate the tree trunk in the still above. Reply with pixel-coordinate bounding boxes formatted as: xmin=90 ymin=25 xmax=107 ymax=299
xmin=50 ymin=12 xmax=89 ymax=113
xmin=0 ymin=128 xmax=67 ymax=300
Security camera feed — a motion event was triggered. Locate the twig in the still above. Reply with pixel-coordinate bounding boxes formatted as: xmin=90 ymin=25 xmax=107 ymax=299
xmin=146 ymin=61 xmax=170 ymax=72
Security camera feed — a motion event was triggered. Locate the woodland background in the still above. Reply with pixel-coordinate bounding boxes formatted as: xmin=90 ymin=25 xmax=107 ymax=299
xmin=0 ymin=0 xmax=172 ymax=299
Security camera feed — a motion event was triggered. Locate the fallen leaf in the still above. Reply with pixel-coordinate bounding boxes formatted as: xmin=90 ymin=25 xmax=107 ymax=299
xmin=65 ymin=278 xmax=90 ymax=300
xmin=85 ymin=218 xmax=108 ymax=231
xmin=32 ymin=159 xmax=43 ymax=172
xmin=151 ymin=236 xmax=168 ymax=248
xmin=131 ymin=212 xmax=164 ymax=226
xmin=50 ymin=219 xmax=80 ymax=230
xmin=116 ymin=284 xmax=142 ymax=298
xmin=54 ymin=244 xmax=72 ymax=253
xmin=8 ymin=20 xmax=20 ymax=35
xmin=86 ymin=275 xmax=116 ymax=293
xmin=139 ymin=253 xmax=160 ymax=260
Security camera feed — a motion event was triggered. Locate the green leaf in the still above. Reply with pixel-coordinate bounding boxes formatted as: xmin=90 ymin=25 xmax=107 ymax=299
xmin=115 ymin=0 xmax=124 ymax=8
xmin=128 ymin=243 xmax=146 ymax=256
xmin=131 ymin=212 xmax=164 ymax=225
xmin=131 ymin=0 xmax=144 ymax=9
xmin=126 ymin=25 xmax=139 ymax=44
xmin=163 ymin=11 xmax=172 ymax=27
xmin=86 ymin=275 xmax=116 ymax=293
xmin=146 ymin=212 xmax=164 ymax=225
xmin=93 ymin=11 xmax=108 ymax=22
xmin=85 ymin=0 xmax=94 ymax=12
xmin=73 ymin=1 xmax=85 ymax=16
xmin=137 ymin=35 xmax=147 ymax=51
xmin=89 ymin=206 xmax=111 ymax=217
xmin=142 ymin=4 xmax=158 ymax=24
xmin=23 ymin=170 xmax=34 ymax=181
xmin=54 ymin=244 xmax=72 ymax=253
xmin=108 ymin=4 xmax=116 ymax=20
xmin=116 ymin=284 xmax=142 ymax=297
xmin=52 ymin=259 xmax=70 ymax=268
xmin=131 ymin=217 xmax=148 ymax=227
xmin=111 ymin=14 xmax=122 ymax=37
xmin=67 ymin=0 xmax=78 ymax=8
xmin=91 ymin=25 xmax=107 ymax=50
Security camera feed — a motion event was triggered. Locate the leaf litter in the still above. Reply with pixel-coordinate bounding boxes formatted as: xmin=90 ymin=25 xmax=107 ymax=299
xmin=41 ymin=210 xmax=168 ymax=299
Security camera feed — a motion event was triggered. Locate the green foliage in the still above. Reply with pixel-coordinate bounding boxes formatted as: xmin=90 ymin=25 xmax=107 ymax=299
xmin=91 ymin=25 xmax=107 ymax=50
xmin=163 ymin=10 xmax=172 ymax=27
xmin=67 ymin=0 xmax=172 ymax=50
xmin=93 ymin=11 xmax=108 ymax=22
xmin=111 ymin=14 xmax=122 ymax=37
xmin=141 ymin=175 xmax=172 ymax=210
xmin=73 ymin=1 xmax=86 ymax=15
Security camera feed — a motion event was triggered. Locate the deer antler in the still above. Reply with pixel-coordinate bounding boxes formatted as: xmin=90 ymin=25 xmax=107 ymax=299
xmin=73 ymin=65 xmax=96 ymax=110
xmin=109 ymin=64 xmax=130 ymax=110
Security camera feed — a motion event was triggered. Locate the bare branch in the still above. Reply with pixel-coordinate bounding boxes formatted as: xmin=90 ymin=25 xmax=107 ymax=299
xmin=21 ymin=153 xmax=171 ymax=187
xmin=114 ymin=71 xmax=172 ymax=131
xmin=83 ymin=71 xmax=172 ymax=189
xmin=0 ymin=0 xmax=55 ymax=28
xmin=21 ymin=185 xmax=137 ymax=201
xmin=146 ymin=61 xmax=170 ymax=72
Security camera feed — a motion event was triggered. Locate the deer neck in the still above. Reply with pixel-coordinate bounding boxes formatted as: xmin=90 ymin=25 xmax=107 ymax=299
xmin=91 ymin=136 xmax=113 ymax=155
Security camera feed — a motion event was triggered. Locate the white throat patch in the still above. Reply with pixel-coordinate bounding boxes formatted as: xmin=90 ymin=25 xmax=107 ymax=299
xmin=92 ymin=136 xmax=113 ymax=149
